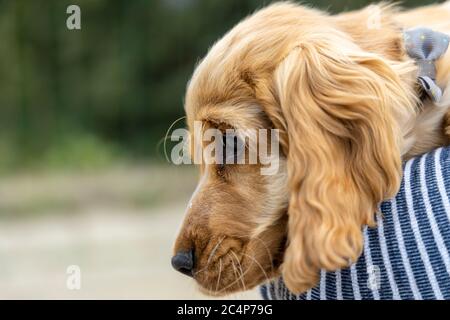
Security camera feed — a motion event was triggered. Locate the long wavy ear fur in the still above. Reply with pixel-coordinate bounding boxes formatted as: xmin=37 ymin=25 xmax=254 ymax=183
xmin=276 ymin=30 xmax=414 ymax=293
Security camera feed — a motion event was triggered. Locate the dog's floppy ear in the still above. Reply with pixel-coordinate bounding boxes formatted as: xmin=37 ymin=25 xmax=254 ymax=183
xmin=275 ymin=33 xmax=413 ymax=293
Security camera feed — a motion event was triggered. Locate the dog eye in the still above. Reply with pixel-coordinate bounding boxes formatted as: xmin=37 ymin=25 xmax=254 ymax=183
xmin=220 ymin=134 xmax=243 ymax=165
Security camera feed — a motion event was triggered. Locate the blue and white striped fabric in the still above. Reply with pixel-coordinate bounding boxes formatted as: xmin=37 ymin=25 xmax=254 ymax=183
xmin=261 ymin=147 xmax=450 ymax=300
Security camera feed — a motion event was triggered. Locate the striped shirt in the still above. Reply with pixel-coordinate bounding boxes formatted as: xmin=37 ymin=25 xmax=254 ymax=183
xmin=261 ymin=147 xmax=450 ymax=300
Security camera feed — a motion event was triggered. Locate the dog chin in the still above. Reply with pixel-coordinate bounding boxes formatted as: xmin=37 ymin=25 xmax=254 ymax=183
xmin=195 ymin=260 xmax=284 ymax=296
xmin=196 ymin=277 xmax=262 ymax=297
xmin=197 ymin=284 xmax=234 ymax=297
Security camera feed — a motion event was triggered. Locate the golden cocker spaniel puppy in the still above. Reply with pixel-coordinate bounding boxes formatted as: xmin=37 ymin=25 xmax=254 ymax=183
xmin=172 ymin=2 xmax=450 ymax=295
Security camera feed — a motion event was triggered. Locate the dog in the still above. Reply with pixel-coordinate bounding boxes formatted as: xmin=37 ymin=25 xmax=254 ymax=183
xmin=172 ymin=1 xmax=450 ymax=296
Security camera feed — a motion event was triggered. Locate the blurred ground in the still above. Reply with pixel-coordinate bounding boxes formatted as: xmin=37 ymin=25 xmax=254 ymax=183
xmin=0 ymin=166 xmax=259 ymax=299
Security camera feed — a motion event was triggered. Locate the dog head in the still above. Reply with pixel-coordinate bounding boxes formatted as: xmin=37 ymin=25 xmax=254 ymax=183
xmin=172 ymin=2 xmax=416 ymax=295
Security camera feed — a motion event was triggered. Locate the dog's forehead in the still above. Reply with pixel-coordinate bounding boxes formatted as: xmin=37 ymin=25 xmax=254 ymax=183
xmin=187 ymin=102 xmax=269 ymax=132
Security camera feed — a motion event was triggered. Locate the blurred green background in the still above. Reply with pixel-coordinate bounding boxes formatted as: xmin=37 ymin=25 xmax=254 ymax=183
xmin=0 ymin=0 xmax=442 ymax=173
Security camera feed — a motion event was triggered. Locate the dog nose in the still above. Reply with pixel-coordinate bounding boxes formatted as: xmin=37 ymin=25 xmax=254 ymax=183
xmin=171 ymin=250 xmax=195 ymax=277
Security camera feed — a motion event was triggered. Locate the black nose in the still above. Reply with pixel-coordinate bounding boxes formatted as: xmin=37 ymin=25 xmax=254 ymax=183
xmin=171 ymin=250 xmax=194 ymax=277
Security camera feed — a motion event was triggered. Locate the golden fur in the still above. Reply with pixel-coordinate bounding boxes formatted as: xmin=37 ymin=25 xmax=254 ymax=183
xmin=173 ymin=1 xmax=450 ymax=295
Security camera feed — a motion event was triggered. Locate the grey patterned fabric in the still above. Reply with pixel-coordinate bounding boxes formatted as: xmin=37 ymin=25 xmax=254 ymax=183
xmin=404 ymin=27 xmax=450 ymax=102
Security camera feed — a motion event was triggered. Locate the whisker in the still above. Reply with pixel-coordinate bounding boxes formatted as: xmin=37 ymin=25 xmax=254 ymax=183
xmin=216 ymin=267 xmax=252 ymax=294
xmin=216 ymin=254 xmax=256 ymax=294
xmin=212 ymin=242 xmax=275 ymax=294
xmin=241 ymin=252 xmax=271 ymax=285
xmin=251 ymin=236 xmax=276 ymax=274
xmin=230 ymin=250 xmax=247 ymax=291
xmin=194 ymin=236 xmax=226 ymax=276
xmin=207 ymin=236 xmax=226 ymax=265
xmin=229 ymin=255 xmax=242 ymax=291
xmin=215 ymin=258 xmax=223 ymax=292
xmin=232 ymin=234 xmax=277 ymax=274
